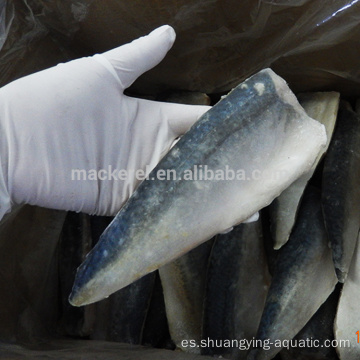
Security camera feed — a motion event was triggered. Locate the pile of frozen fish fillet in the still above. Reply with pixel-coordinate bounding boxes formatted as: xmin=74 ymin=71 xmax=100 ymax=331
xmin=69 ymin=69 xmax=360 ymax=360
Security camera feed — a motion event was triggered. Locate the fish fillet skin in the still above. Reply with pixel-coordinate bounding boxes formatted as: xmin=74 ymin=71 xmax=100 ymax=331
xmin=270 ymin=92 xmax=339 ymax=250
xmin=248 ymin=187 xmax=338 ymax=360
xmin=202 ymin=219 xmax=270 ymax=359
xmin=335 ymin=232 xmax=360 ymax=360
xmin=158 ymin=88 xmax=256 ymax=352
xmin=280 ymin=285 xmax=340 ymax=360
xmin=159 ymin=240 xmax=213 ymax=354
xmin=322 ymin=101 xmax=360 ymax=282
xmin=69 ymin=68 xmax=327 ymax=306
xmin=157 ymin=89 xmax=213 ymax=354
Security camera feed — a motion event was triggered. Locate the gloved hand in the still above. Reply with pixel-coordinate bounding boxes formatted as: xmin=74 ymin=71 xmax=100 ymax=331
xmin=0 ymin=25 xmax=210 ymax=220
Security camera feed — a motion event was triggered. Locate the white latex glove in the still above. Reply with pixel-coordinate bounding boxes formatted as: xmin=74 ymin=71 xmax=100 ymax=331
xmin=0 ymin=25 xmax=211 ymax=220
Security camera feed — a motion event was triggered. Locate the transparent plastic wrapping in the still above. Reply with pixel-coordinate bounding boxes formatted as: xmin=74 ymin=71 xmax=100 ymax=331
xmin=0 ymin=0 xmax=83 ymax=87
xmin=1 ymin=0 xmax=360 ymax=97
xmin=0 ymin=1 xmax=360 ymax=358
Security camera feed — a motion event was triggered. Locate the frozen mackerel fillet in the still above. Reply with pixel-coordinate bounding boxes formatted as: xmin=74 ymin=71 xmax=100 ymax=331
xmin=159 ymin=240 xmax=213 ymax=354
xmin=69 ymin=68 xmax=327 ymax=306
xmin=202 ymin=219 xmax=270 ymax=360
xmin=247 ymin=188 xmax=338 ymax=360
xmin=280 ymin=286 xmax=340 ymax=360
xmin=322 ymin=101 xmax=360 ymax=282
xmin=269 ymin=91 xmax=339 ymax=250
xmin=157 ymin=90 xmax=213 ymax=354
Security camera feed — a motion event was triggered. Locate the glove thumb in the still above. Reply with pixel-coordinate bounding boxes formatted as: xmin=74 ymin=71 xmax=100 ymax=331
xmin=101 ymin=25 xmax=176 ymax=89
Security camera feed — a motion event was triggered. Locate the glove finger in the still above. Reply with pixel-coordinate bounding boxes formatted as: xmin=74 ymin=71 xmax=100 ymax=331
xmin=134 ymin=97 xmax=210 ymax=137
xmin=101 ymin=25 xmax=176 ymax=89
xmin=163 ymin=102 xmax=211 ymax=136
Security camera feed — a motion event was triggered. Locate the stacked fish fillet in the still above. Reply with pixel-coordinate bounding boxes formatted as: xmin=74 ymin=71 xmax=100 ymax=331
xmin=66 ymin=69 xmax=360 ymax=360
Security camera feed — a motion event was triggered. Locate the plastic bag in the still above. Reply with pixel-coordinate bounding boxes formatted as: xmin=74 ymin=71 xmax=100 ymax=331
xmin=1 ymin=1 xmax=360 ymax=358
xmin=1 ymin=0 xmax=360 ymax=97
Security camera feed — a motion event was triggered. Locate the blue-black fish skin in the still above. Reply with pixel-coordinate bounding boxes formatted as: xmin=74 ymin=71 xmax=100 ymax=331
xmin=280 ymin=285 xmax=340 ymax=360
xmin=322 ymin=102 xmax=360 ymax=283
xmin=248 ymin=187 xmax=338 ymax=360
xmin=202 ymin=219 xmax=270 ymax=360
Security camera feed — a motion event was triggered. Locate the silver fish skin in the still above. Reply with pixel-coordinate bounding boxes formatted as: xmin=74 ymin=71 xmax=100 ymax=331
xmin=156 ymin=88 xmax=213 ymax=353
xmin=247 ymin=187 xmax=338 ymax=360
xmin=156 ymin=90 xmax=212 ymax=354
xmin=322 ymin=101 xmax=360 ymax=282
xmin=159 ymin=240 xmax=213 ymax=354
xmin=334 ymin=231 xmax=360 ymax=360
xmin=280 ymin=285 xmax=340 ymax=360
xmin=88 ymin=216 xmax=156 ymax=344
xmin=270 ymin=92 xmax=339 ymax=250
xmin=202 ymin=218 xmax=270 ymax=359
xmin=69 ymin=68 xmax=326 ymax=307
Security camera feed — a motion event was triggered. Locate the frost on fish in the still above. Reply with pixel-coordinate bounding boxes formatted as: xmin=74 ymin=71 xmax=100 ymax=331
xmin=334 ymin=231 xmax=360 ymax=360
xmin=202 ymin=218 xmax=270 ymax=360
xmin=69 ymin=68 xmax=327 ymax=307
xmin=159 ymin=240 xmax=213 ymax=354
xmin=248 ymin=187 xmax=338 ymax=360
xmin=270 ymin=92 xmax=339 ymax=250
xmin=322 ymin=101 xmax=360 ymax=282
